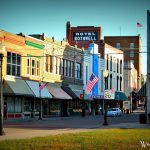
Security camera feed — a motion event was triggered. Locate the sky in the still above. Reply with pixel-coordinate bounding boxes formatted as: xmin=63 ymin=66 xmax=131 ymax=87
xmin=0 ymin=0 xmax=149 ymax=75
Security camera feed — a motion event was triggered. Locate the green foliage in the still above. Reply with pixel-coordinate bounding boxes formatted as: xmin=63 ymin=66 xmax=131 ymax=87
xmin=0 ymin=129 xmax=150 ymax=150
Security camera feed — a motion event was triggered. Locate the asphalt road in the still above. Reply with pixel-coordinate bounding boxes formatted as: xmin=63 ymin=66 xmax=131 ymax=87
xmin=0 ymin=110 xmax=149 ymax=141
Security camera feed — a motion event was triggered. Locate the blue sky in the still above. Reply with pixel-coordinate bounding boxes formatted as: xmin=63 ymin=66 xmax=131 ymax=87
xmin=0 ymin=0 xmax=149 ymax=75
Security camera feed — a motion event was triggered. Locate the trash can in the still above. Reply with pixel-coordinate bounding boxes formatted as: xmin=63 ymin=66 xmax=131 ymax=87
xmin=139 ymin=114 xmax=147 ymax=124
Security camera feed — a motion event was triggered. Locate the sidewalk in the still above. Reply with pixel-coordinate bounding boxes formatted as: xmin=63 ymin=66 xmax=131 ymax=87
xmin=0 ymin=115 xmax=149 ymax=141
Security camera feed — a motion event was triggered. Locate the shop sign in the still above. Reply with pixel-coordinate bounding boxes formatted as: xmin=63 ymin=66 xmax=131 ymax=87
xmin=104 ymin=90 xmax=115 ymax=99
xmin=73 ymin=32 xmax=98 ymax=41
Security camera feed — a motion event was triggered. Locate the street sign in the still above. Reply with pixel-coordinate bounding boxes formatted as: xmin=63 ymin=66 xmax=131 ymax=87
xmin=104 ymin=90 xmax=115 ymax=99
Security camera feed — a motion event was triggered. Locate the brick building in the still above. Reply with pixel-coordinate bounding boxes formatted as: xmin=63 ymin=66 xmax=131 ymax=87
xmin=66 ymin=21 xmax=103 ymax=50
xmin=104 ymin=36 xmax=142 ymax=79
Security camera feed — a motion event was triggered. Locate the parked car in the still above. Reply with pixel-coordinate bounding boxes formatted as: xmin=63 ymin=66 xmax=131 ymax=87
xmin=107 ymin=108 xmax=122 ymax=117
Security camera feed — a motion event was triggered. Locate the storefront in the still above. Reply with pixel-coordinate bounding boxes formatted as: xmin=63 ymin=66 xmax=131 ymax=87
xmin=3 ymin=77 xmax=35 ymax=119
xmin=61 ymin=85 xmax=93 ymax=116
xmin=46 ymin=83 xmax=72 ymax=117
xmin=25 ymin=80 xmax=52 ymax=118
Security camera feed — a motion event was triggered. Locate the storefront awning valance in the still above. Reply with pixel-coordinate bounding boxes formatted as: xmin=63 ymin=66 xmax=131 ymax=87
xmin=25 ymin=81 xmax=52 ymax=99
xmin=115 ymin=91 xmax=127 ymax=101
xmin=3 ymin=78 xmax=34 ymax=97
xmin=61 ymin=86 xmax=79 ymax=99
xmin=46 ymin=86 xmax=72 ymax=99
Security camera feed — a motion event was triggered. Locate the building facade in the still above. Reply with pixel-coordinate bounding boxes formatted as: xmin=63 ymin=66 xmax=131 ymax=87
xmin=104 ymin=36 xmax=142 ymax=89
xmin=66 ymin=21 xmax=103 ymax=50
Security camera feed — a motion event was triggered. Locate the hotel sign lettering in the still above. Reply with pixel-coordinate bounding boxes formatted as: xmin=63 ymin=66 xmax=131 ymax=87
xmin=73 ymin=32 xmax=98 ymax=41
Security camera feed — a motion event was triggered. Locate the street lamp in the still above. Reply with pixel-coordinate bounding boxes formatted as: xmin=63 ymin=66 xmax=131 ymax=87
xmin=103 ymin=70 xmax=108 ymax=126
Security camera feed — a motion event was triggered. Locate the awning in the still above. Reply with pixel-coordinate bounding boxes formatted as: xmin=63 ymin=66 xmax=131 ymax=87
xmin=46 ymin=86 xmax=72 ymax=99
xmin=115 ymin=91 xmax=127 ymax=101
xmin=61 ymin=86 xmax=92 ymax=100
xmin=25 ymin=80 xmax=52 ymax=99
xmin=3 ymin=78 xmax=34 ymax=97
xmin=61 ymin=86 xmax=79 ymax=99
xmin=73 ymin=90 xmax=92 ymax=101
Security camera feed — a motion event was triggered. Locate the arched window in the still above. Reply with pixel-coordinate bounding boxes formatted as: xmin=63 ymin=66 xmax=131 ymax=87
xmin=110 ymin=74 xmax=112 ymax=89
xmin=120 ymin=60 xmax=122 ymax=74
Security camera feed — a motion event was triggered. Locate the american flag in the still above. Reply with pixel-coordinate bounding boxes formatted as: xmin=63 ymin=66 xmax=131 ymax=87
xmin=85 ymin=73 xmax=99 ymax=92
xmin=39 ymin=82 xmax=48 ymax=90
xmin=137 ymin=22 xmax=143 ymax=27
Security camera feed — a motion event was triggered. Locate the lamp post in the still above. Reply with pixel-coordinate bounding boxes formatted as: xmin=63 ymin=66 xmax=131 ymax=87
xmin=0 ymin=54 xmax=4 ymax=135
xmin=103 ymin=70 xmax=108 ymax=126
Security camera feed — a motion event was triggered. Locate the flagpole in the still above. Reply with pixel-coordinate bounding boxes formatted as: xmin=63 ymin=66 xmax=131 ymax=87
xmin=137 ymin=26 xmax=138 ymax=35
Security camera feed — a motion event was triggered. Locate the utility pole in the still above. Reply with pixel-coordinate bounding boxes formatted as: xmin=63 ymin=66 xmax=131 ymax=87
xmin=147 ymin=10 xmax=150 ymax=124
xmin=0 ymin=54 xmax=4 ymax=135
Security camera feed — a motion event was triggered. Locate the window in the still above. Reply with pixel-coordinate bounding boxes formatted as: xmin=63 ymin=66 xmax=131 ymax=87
xmin=110 ymin=56 xmax=112 ymax=71
xmin=45 ymin=54 xmax=49 ymax=72
xmin=36 ymin=61 xmax=40 ymax=76
xmin=106 ymin=54 xmax=109 ymax=70
xmin=120 ymin=77 xmax=122 ymax=91
xmin=61 ymin=59 xmax=65 ymax=75
xmin=7 ymin=97 xmax=22 ymax=113
xmin=110 ymin=74 xmax=112 ymax=89
xmin=116 ymin=43 xmax=121 ymax=49
xmin=65 ymin=60 xmax=68 ymax=76
xmin=71 ymin=61 xmax=74 ymax=77
xmin=27 ymin=57 xmax=40 ymax=76
xmin=86 ymin=66 xmax=88 ymax=84
xmin=117 ymin=76 xmax=119 ymax=91
xmin=45 ymin=55 xmax=53 ymax=73
xmin=27 ymin=59 xmax=30 ymax=74
xmin=120 ymin=60 xmax=122 ymax=74
xmin=68 ymin=61 xmax=71 ymax=76
xmin=130 ymin=43 xmax=134 ymax=49
xmin=117 ymin=59 xmax=119 ymax=73
xmin=32 ymin=60 xmax=35 ymax=75
xmin=50 ymin=55 xmax=53 ymax=73
xmin=130 ymin=50 xmax=134 ymax=57
xmin=76 ymin=63 xmax=81 ymax=79
xmin=24 ymin=99 xmax=31 ymax=112
xmin=7 ymin=52 xmax=21 ymax=76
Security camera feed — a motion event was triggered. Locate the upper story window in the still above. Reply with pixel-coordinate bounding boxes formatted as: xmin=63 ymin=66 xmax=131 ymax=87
xmin=61 ymin=59 xmax=74 ymax=77
xmin=27 ymin=57 xmax=40 ymax=76
xmin=120 ymin=60 xmax=122 ymax=74
xmin=106 ymin=54 xmax=109 ymax=70
xmin=130 ymin=43 xmax=134 ymax=49
xmin=130 ymin=50 xmax=134 ymax=57
xmin=7 ymin=52 xmax=21 ymax=77
xmin=117 ymin=58 xmax=119 ymax=73
xmin=116 ymin=43 xmax=121 ymax=49
xmin=45 ymin=55 xmax=53 ymax=73
xmin=110 ymin=56 xmax=112 ymax=71
xmin=76 ymin=63 xmax=81 ymax=79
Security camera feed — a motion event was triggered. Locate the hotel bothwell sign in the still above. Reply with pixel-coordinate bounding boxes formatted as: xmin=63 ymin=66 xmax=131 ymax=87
xmin=73 ymin=32 xmax=98 ymax=41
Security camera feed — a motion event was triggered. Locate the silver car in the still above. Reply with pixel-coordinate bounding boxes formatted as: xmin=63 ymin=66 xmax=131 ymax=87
xmin=107 ymin=108 xmax=122 ymax=117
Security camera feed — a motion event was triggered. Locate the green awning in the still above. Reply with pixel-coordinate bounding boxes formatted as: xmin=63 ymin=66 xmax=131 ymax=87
xmin=115 ymin=91 xmax=127 ymax=101
xmin=3 ymin=78 xmax=34 ymax=97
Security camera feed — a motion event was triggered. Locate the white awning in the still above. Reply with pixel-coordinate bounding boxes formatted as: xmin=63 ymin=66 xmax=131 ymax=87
xmin=25 ymin=80 xmax=52 ymax=99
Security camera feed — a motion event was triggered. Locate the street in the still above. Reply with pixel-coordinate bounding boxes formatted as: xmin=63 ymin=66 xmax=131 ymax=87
xmin=0 ymin=109 xmax=149 ymax=141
